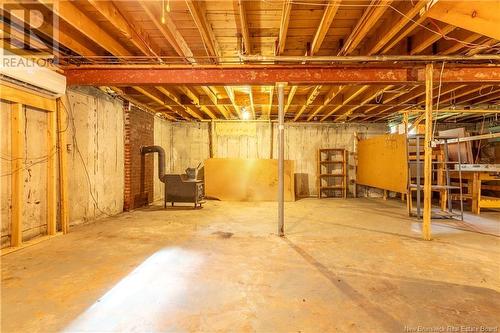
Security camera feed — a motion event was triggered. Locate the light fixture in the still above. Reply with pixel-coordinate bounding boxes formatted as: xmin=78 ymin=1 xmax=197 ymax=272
xmin=241 ymin=107 xmax=250 ymax=120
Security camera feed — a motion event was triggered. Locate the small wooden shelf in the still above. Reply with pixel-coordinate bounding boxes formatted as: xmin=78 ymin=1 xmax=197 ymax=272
xmin=317 ymin=148 xmax=347 ymax=198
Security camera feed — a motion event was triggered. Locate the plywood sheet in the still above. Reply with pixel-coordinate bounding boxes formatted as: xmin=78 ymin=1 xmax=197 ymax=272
xmin=204 ymin=158 xmax=295 ymax=201
xmin=438 ymin=128 xmax=473 ymax=164
xmin=357 ymin=134 xmax=408 ymax=193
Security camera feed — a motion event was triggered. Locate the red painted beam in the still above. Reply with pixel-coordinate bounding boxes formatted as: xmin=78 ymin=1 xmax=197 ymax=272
xmin=64 ymin=66 xmax=500 ymax=86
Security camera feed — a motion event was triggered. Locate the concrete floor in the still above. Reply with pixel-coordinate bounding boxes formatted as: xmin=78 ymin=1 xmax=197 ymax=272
xmin=2 ymin=198 xmax=499 ymax=332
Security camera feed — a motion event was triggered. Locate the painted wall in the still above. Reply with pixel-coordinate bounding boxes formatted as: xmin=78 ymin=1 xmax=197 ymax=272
xmin=1 ymin=87 xmax=124 ymax=248
xmin=153 ymin=119 xmax=387 ymax=200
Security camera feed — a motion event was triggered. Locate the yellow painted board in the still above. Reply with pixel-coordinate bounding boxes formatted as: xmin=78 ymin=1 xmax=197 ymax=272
xmin=479 ymin=197 xmax=500 ymax=209
xmin=357 ymin=134 xmax=408 ymax=193
xmin=204 ymin=158 xmax=295 ymax=201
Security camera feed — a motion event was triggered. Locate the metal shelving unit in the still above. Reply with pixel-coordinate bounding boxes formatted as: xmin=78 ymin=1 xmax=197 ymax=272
xmin=406 ymin=134 xmax=463 ymax=220
xmin=317 ymin=148 xmax=347 ymax=198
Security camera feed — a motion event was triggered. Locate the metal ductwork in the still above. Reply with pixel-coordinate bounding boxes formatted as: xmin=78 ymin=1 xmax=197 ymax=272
xmin=141 ymin=145 xmax=166 ymax=182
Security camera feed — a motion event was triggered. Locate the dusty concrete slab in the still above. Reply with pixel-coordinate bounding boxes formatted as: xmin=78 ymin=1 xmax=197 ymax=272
xmin=1 ymin=198 xmax=499 ymax=332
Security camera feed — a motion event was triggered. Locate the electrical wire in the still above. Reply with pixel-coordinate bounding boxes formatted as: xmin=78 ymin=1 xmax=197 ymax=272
xmin=61 ymin=97 xmax=113 ymax=218
xmin=432 ymin=61 xmax=445 ymax=139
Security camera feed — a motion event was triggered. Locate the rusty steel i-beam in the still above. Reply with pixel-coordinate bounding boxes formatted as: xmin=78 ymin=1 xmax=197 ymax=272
xmin=64 ymin=66 xmax=500 ymax=86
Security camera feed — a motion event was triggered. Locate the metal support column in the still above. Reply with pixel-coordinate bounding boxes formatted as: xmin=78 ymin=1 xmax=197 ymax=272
xmin=277 ymin=82 xmax=286 ymax=237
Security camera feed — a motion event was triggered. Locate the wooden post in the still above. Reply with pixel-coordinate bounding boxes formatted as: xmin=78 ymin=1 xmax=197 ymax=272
xmin=403 ymin=112 xmax=411 ymax=207
xmin=209 ymin=120 xmax=215 ymax=158
xmin=269 ymin=121 xmax=273 ymax=159
xmin=10 ymin=103 xmax=24 ymax=247
xmin=57 ymin=99 xmax=69 ymax=234
xmin=471 ymin=172 xmax=480 ymax=214
xmin=47 ymin=107 xmax=57 ymax=235
xmin=423 ymin=63 xmax=433 ymax=241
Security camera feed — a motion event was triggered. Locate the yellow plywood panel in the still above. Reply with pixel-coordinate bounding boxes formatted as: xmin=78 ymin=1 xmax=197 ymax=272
xmin=205 ymin=158 xmax=295 ymax=201
xmin=357 ymin=134 xmax=408 ymax=193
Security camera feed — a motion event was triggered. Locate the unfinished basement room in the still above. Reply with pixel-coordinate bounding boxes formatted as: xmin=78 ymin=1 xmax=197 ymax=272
xmin=1 ymin=0 xmax=500 ymax=332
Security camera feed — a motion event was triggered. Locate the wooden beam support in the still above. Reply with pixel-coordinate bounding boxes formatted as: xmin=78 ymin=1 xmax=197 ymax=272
xmin=4 ymin=7 xmax=98 ymax=57
xmin=411 ymin=23 xmax=455 ymax=55
xmin=87 ymin=0 xmax=160 ymax=58
xmin=200 ymin=86 xmax=231 ymax=119
xmin=139 ymin=1 xmax=194 ymax=62
xmin=237 ymin=0 xmax=251 ymax=54
xmin=381 ymin=12 xmax=428 ymax=54
xmin=426 ymin=0 xmax=500 ymax=41
xmin=365 ymin=0 xmax=427 ymax=55
xmin=41 ymin=0 xmax=131 ymax=56
xmin=132 ymin=86 xmax=190 ymax=120
xmin=293 ymin=85 xmax=322 ymax=121
xmin=65 ymin=66 xmax=500 ymax=86
xmin=185 ymin=0 xmax=220 ymax=60
xmin=0 ymin=84 xmax=56 ymax=112
xmin=47 ymin=101 xmax=57 ymax=236
xmin=423 ymin=63 xmax=433 ymax=241
xmin=156 ymin=86 xmax=204 ymax=120
xmin=311 ymin=0 xmax=341 ymax=55
xmin=336 ymin=85 xmax=393 ymax=122
xmin=320 ymin=85 xmax=370 ymax=121
xmin=307 ymin=85 xmax=343 ymax=121
xmin=224 ymin=86 xmax=242 ymax=118
xmin=248 ymin=87 xmax=256 ymax=119
xmin=56 ymin=99 xmax=69 ymax=234
xmin=277 ymin=0 xmax=292 ymax=55
xmin=265 ymin=86 xmax=274 ymax=120
xmin=284 ymin=85 xmax=297 ymax=114
xmin=339 ymin=0 xmax=393 ymax=55
xmin=10 ymin=103 xmax=24 ymax=247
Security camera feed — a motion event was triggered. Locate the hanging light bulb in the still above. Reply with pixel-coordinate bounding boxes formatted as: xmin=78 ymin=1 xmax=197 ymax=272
xmin=241 ymin=107 xmax=250 ymax=120
xmin=166 ymin=0 xmax=171 ymax=12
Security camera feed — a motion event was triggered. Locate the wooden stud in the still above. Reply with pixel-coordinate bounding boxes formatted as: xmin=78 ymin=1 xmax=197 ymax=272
xmin=57 ymin=99 xmax=69 ymax=234
xmin=339 ymin=0 xmax=393 ymax=55
xmin=185 ymin=0 xmax=220 ymax=60
xmin=426 ymin=1 xmax=500 ymax=41
xmin=423 ymin=63 xmax=433 ymax=241
xmin=365 ymin=0 xmax=427 ymax=55
xmin=87 ymin=0 xmax=160 ymax=58
xmin=43 ymin=0 xmax=131 ymax=57
xmin=47 ymin=102 xmax=57 ymax=235
xmin=277 ymin=0 xmax=292 ymax=54
xmin=139 ymin=1 xmax=195 ymax=62
xmin=311 ymin=0 xmax=341 ymax=55
xmin=411 ymin=23 xmax=455 ymax=55
xmin=10 ymin=103 xmax=24 ymax=247
xmin=471 ymin=173 xmax=480 ymax=214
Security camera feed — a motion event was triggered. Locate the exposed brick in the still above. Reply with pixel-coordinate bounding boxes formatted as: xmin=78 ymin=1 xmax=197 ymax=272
xmin=123 ymin=105 xmax=154 ymax=210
